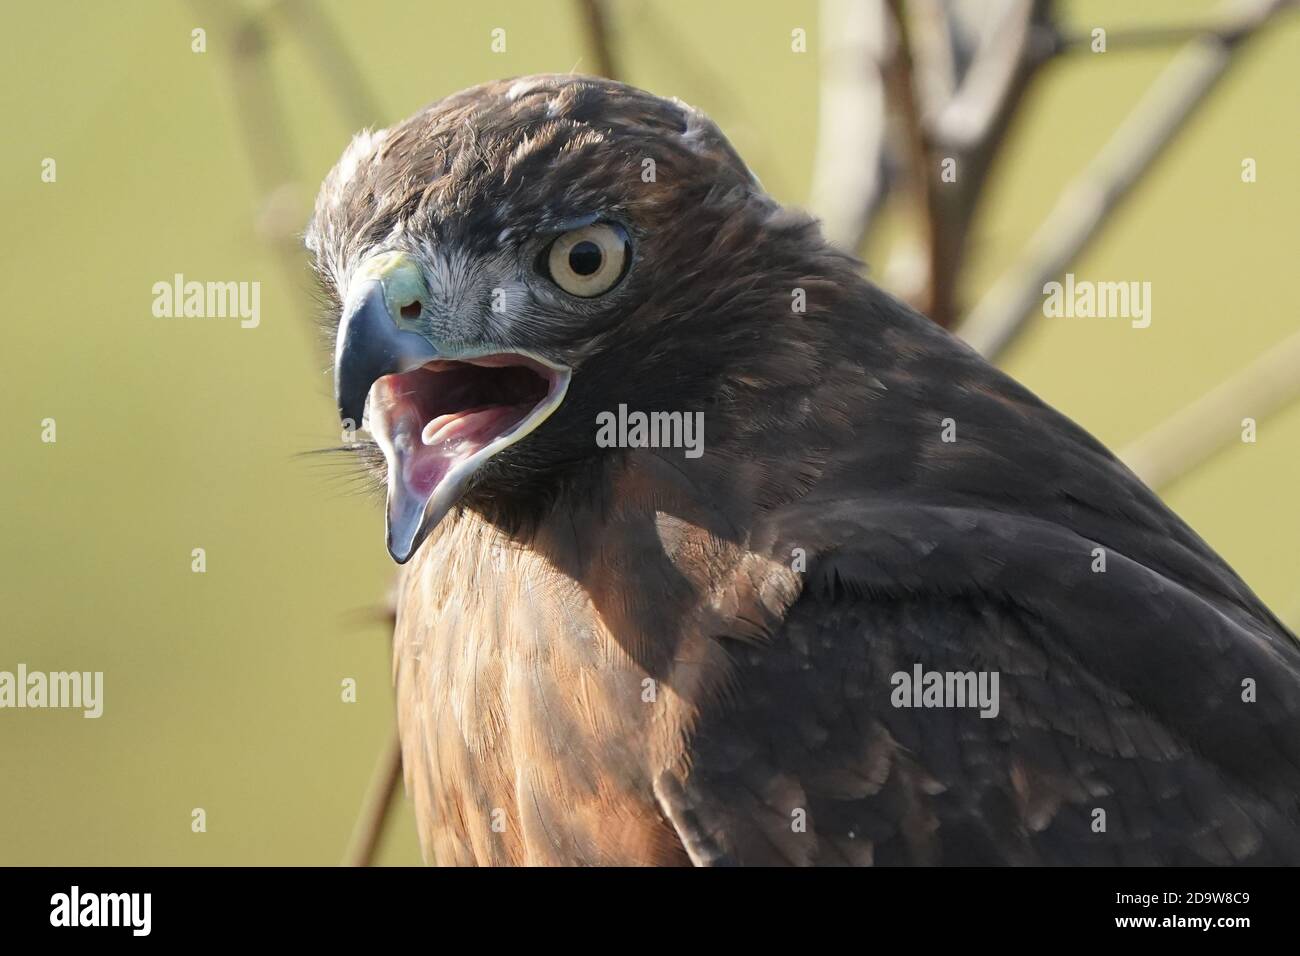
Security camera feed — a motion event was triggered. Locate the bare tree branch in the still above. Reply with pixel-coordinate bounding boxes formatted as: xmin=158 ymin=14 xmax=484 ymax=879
xmin=1057 ymin=12 xmax=1293 ymax=52
xmin=884 ymin=0 xmax=1056 ymax=327
xmin=906 ymin=0 xmax=959 ymax=114
xmin=885 ymin=0 xmax=945 ymax=318
xmin=808 ymin=0 xmax=890 ymax=254
xmin=342 ymin=728 xmax=404 ymax=867
xmin=339 ymin=587 xmax=403 ymax=866
xmin=202 ymin=2 xmax=403 ymax=867
xmin=576 ymin=0 xmax=620 ymax=79
xmin=1119 ymin=329 xmax=1300 ymax=491
xmin=930 ymin=0 xmax=1054 ymax=155
xmin=272 ymin=0 xmax=383 ymax=130
xmin=221 ymin=8 xmax=299 ymax=209
xmin=200 ymin=2 xmax=315 ymax=269
xmin=198 ymin=0 xmax=386 ymax=256
xmin=960 ymin=0 xmax=1292 ymax=361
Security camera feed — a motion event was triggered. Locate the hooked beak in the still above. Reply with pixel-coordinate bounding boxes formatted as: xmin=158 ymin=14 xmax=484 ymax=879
xmin=334 ymin=277 xmax=438 ymax=429
xmin=334 ymin=258 xmax=571 ymax=564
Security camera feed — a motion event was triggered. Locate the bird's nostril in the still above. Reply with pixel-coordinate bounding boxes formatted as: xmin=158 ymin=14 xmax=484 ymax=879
xmin=400 ymin=301 xmax=422 ymax=320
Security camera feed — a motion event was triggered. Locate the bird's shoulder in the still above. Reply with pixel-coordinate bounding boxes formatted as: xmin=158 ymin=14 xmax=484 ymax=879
xmin=655 ymin=502 xmax=1300 ymax=865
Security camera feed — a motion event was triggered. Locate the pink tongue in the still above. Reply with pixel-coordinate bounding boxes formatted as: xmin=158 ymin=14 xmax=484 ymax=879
xmin=366 ymin=376 xmax=532 ymax=555
xmin=422 ymin=405 xmax=530 ymax=448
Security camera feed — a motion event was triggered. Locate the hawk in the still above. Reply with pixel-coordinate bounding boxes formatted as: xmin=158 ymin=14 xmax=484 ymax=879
xmin=307 ymin=74 xmax=1300 ymax=865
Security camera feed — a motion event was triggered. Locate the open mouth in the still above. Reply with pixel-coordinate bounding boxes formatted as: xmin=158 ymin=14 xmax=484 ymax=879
xmin=363 ymin=352 xmax=570 ymax=562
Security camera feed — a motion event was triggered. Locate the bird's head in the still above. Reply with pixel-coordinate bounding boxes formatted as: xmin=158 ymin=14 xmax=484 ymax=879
xmin=307 ymin=74 xmax=834 ymax=562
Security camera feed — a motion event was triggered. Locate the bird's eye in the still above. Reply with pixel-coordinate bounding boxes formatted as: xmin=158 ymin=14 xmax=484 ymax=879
xmin=541 ymin=223 xmax=631 ymax=297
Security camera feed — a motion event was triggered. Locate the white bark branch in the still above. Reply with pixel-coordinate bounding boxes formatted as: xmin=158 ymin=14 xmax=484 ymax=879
xmin=809 ymin=0 xmax=891 ymax=253
xmin=959 ymin=0 xmax=1291 ymax=361
xmin=1120 ymin=329 xmax=1300 ymax=491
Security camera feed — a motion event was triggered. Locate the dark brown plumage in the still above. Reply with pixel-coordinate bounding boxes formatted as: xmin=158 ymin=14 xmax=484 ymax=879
xmin=308 ymin=74 xmax=1300 ymax=865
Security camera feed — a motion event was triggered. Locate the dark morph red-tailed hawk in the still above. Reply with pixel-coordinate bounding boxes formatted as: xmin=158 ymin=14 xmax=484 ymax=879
xmin=307 ymin=74 xmax=1300 ymax=865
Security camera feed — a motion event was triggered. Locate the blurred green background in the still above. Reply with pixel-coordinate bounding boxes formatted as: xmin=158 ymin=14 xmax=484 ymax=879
xmin=1 ymin=0 xmax=1296 ymax=865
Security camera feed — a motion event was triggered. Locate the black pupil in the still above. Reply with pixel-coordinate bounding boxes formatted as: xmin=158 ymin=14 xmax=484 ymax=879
xmin=568 ymin=241 xmax=603 ymax=276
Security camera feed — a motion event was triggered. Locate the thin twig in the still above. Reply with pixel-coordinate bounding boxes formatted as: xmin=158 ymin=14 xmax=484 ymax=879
xmin=203 ymin=0 xmax=406 ymax=866
xmin=576 ymin=0 xmax=620 ymax=79
xmin=341 ymin=590 xmax=403 ymax=866
xmin=1119 ymin=329 xmax=1300 ymax=491
xmin=882 ymin=0 xmax=1055 ymax=326
xmin=886 ymin=0 xmax=947 ymax=322
xmin=272 ymin=0 xmax=383 ymax=130
xmin=342 ymin=728 xmax=404 ymax=866
xmin=1057 ymin=17 xmax=1285 ymax=52
xmin=227 ymin=14 xmax=298 ymax=196
xmin=959 ymin=0 xmax=1291 ymax=361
